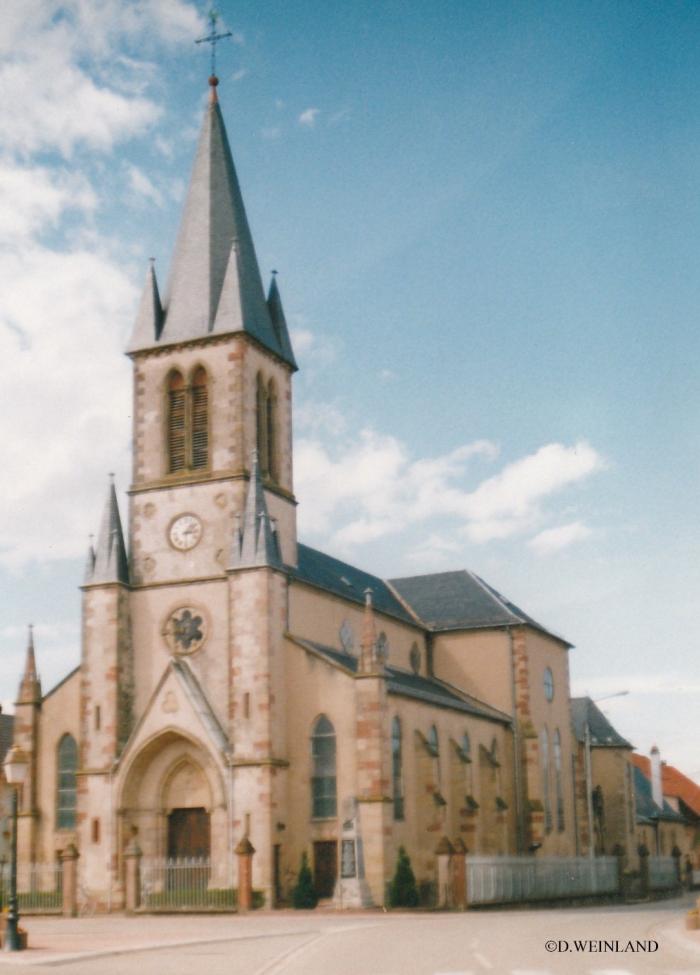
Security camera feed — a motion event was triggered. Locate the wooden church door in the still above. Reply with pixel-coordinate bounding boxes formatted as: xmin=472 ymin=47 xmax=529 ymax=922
xmin=167 ymin=807 xmax=210 ymax=859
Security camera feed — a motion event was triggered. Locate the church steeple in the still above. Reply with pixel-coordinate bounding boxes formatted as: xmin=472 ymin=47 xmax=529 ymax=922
xmin=129 ymin=79 xmax=294 ymax=367
xmin=88 ymin=476 xmax=129 ymax=586
xmin=267 ymin=272 xmax=297 ymax=371
xmin=229 ymin=451 xmax=283 ymax=570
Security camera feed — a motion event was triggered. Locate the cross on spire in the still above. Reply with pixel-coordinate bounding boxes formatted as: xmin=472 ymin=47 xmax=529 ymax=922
xmin=195 ymin=9 xmax=233 ymax=78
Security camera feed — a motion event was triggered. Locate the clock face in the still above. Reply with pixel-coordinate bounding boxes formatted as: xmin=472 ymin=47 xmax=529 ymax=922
xmin=169 ymin=514 xmax=202 ymax=551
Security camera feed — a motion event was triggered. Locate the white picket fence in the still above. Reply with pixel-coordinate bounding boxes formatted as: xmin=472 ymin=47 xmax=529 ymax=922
xmin=140 ymin=857 xmax=235 ymax=910
xmin=0 ymin=861 xmax=63 ymax=913
xmin=648 ymin=856 xmax=677 ymax=890
xmin=466 ymin=855 xmax=618 ymax=906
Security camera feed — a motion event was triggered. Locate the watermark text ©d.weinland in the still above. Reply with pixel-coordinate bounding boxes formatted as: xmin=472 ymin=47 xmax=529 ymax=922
xmin=545 ymin=939 xmax=659 ymax=953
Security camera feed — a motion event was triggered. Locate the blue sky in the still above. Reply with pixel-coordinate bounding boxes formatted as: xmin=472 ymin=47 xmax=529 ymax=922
xmin=1 ymin=0 xmax=699 ymax=779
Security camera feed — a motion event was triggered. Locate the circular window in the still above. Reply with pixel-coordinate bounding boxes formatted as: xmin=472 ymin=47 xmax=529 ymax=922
xmin=163 ymin=606 xmax=208 ymax=655
xmin=339 ymin=620 xmax=355 ymax=654
xmin=544 ymin=667 xmax=554 ymax=702
xmin=376 ymin=632 xmax=389 ymax=662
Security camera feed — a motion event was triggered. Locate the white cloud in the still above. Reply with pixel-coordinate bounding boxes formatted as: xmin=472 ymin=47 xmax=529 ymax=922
xmin=299 ymin=107 xmax=320 ymax=128
xmin=231 ymin=68 xmax=248 ymax=82
xmin=125 ymin=162 xmax=164 ymax=207
xmin=260 ymin=126 xmax=282 ymax=141
xmin=295 ymin=431 xmax=602 ymax=552
xmin=529 ymin=520 xmax=592 ymax=555
xmin=0 ymin=163 xmax=96 ymax=240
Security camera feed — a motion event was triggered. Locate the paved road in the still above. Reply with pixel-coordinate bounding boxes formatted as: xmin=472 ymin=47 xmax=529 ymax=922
xmin=0 ymin=895 xmax=698 ymax=975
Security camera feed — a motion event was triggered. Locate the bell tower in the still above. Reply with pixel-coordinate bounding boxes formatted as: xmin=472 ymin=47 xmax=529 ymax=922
xmin=126 ymin=76 xmax=297 ymax=586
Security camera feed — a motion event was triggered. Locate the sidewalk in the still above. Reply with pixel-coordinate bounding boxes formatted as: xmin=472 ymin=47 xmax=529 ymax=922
xmin=0 ymin=913 xmax=325 ymax=966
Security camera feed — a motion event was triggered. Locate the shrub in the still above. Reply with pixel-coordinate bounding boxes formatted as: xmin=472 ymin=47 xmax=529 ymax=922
xmin=292 ymin=851 xmax=318 ymax=909
xmin=389 ymin=846 xmax=419 ymax=908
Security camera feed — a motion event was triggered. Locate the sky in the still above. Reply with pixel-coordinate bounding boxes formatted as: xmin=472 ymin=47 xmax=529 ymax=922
xmin=0 ymin=0 xmax=699 ymax=781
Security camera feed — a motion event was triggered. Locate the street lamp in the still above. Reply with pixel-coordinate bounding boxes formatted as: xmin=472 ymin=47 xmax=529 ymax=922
xmin=3 ymin=745 xmax=28 ymax=952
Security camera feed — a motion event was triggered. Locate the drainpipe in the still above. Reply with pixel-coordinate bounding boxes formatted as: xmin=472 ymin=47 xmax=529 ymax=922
xmin=584 ymin=722 xmax=594 ymax=859
xmin=508 ymin=628 xmax=525 ymax=853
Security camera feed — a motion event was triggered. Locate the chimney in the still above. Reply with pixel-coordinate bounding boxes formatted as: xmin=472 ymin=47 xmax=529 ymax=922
xmin=650 ymin=745 xmax=663 ymax=808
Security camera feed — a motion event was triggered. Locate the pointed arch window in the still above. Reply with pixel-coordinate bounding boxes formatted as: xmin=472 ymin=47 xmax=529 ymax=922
xmin=540 ymin=727 xmax=552 ymax=833
xmin=57 ymin=734 xmax=78 ymax=830
xmin=190 ymin=367 xmax=209 ymax=470
xmin=311 ymin=715 xmax=336 ymax=818
xmin=392 ymin=716 xmax=404 ymax=820
xmin=266 ymin=378 xmax=277 ymax=481
xmin=166 ymin=367 xmax=209 ymax=474
xmin=167 ymin=370 xmax=186 ymax=473
xmin=553 ymin=728 xmax=564 ymax=831
xmin=255 ymin=372 xmax=279 ymax=483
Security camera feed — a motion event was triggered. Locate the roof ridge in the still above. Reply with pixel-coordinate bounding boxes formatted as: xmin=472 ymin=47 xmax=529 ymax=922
xmin=464 ymin=568 xmax=522 ymax=622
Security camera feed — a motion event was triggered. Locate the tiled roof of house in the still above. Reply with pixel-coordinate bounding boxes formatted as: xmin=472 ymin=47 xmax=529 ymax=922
xmin=389 ymin=569 xmax=569 ymax=643
xmin=289 ymin=636 xmax=511 ymax=725
xmin=0 ymin=713 xmax=14 ymax=763
xmin=291 ymin=545 xmax=416 ymax=625
xmin=631 ymin=753 xmax=700 ymax=819
xmin=570 ymin=697 xmax=632 ymax=748
xmin=631 ymin=760 xmax=687 ymax=825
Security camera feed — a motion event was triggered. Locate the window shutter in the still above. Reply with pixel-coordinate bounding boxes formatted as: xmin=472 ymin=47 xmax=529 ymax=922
xmin=191 ymin=368 xmax=208 ymax=469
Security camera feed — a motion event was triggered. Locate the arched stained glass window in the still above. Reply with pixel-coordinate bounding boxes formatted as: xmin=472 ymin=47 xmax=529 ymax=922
xmin=311 ymin=715 xmax=336 ymax=818
xmin=57 ymin=734 xmax=78 ymax=830
xmin=541 ymin=726 xmax=552 ymax=832
xmin=553 ymin=728 xmax=564 ymax=831
xmin=392 ymin=716 xmax=404 ymax=820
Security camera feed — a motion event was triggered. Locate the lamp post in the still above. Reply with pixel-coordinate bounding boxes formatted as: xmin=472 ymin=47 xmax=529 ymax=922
xmin=585 ymin=691 xmax=629 ymax=858
xmin=3 ymin=745 xmax=29 ymax=952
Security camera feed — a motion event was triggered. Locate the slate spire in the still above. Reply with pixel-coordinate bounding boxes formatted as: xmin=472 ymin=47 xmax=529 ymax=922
xmin=266 ymin=272 xmax=297 ymax=370
xmin=127 ymin=259 xmax=163 ymax=350
xmin=89 ymin=476 xmax=129 ymax=585
xmin=129 ymin=79 xmax=293 ymax=366
xmin=229 ymin=451 xmax=283 ymax=570
xmin=18 ymin=625 xmax=41 ymax=704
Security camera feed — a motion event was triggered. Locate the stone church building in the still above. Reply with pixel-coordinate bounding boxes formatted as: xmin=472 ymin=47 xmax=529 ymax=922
xmin=13 ymin=77 xmax=582 ymax=910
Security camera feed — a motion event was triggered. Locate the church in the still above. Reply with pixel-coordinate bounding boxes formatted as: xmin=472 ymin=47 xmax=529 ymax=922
xmin=12 ymin=74 xmax=583 ymax=910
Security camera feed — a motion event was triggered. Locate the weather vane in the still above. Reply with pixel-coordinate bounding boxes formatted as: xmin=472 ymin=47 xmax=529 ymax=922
xmin=195 ymin=9 xmax=233 ymax=77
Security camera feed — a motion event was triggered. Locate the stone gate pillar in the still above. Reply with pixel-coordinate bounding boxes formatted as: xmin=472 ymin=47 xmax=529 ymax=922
xmin=124 ymin=840 xmax=142 ymax=913
xmin=60 ymin=844 xmax=79 ymax=918
xmin=236 ymin=836 xmax=255 ymax=912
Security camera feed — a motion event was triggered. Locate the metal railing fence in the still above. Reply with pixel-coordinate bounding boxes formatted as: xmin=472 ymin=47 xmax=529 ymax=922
xmin=466 ymin=855 xmax=618 ymax=906
xmin=140 ymin=857 xmax=235 ymax=910
xmin=648 ymin=856 xmax=677 ymax=890
xmin=0 ymin=860 xmax=63 ymax=913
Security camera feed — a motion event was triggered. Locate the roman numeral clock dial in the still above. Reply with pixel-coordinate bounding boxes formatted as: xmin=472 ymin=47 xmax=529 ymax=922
xmin=168 ymin=513 xmax=203 ymax=551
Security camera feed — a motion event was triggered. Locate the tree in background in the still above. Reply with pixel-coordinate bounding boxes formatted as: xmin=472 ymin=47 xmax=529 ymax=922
xmin=292 ymin=850 xmax=318 ymax=909
xmin=389 ymin=845 xmax=419 ymax=907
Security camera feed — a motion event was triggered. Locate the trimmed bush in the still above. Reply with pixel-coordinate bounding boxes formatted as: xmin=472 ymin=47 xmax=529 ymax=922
xmin=389 ymin=846 xmax=419 ymax=908
xmin=292 ymin=851 xmax=318 ymax=909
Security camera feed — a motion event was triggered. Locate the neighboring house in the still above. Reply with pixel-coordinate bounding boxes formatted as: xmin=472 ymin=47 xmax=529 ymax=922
xmin=0 ymin=708 xmax=15 ymax=864
xmin=632 ymin=750 xmax=699 ymax=864
xmin=570 ymin=697 xmax=635 ymax=859
xmin=631 ymin=749 xmax=688 ymax=858
xmin=12 ymin=73 xmax=581 ymax=911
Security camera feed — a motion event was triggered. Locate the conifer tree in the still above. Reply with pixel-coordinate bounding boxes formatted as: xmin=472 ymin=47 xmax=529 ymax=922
xmin=389 ymin=845 xmax=419 ymax=907
xmin=292 ymin=850 xmax=318 ymax=909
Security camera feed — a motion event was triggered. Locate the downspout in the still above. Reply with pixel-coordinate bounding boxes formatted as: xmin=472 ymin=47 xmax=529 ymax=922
xmin=508 ymin=628 xmax=525 ymax=853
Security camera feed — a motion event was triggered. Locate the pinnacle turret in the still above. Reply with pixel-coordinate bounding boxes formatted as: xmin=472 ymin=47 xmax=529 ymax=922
xmin=87 ymin=476 xmax=129 ymax=586
xmin=229 ymin=451 xmax=283 ymax=570
xmin=359 ymin=588 xmax=383 ymax=674
xmin=267 ymin=272 xmax=297 ymax=370
xmin=17 ymin=624 xmax=41 ymax=704
xmin=127 ymin=260 xmax=163 ymax=350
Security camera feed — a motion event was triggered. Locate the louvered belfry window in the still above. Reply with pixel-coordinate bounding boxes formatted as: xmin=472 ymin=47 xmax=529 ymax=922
xmin=256 ymin=372 xmax=278 ymax=482
xmin=166 ymin=367 xmax=209 ymax=474
xmin=191 ymin=367 xmax=209 ymax=469
xmin=168 ymin=370 xmax=187 ymax=473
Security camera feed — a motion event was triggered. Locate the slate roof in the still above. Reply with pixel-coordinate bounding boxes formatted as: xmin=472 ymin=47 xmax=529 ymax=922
xmin=389 ymin=569 xmax=568 ymax=643
xmin=632 ymin=754 xmax=700 ymax=820
xmin=570 ymin=697 xmax=632 ymax=748
xmin=86 ymin=478 xmax=129 ymax=586
xmin=289 ymin=636 xmax=511 ymax=725
xmin=291 ymin=544 xmax=416 ymax=625
xmin=0 ymin=713 xmax=14 ymax=764
xmin=632 ymin=764 xmax=685 ymax=825
xmin=128 ymin=86 xmax=295 ymax=368
xmin=229 ymin=451 xmax=283 ymax=570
